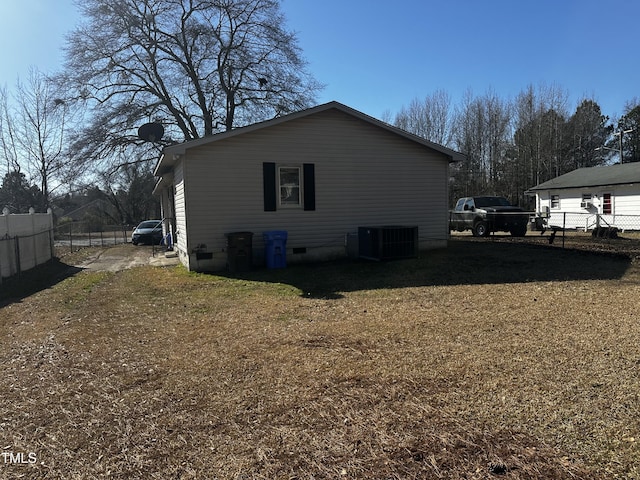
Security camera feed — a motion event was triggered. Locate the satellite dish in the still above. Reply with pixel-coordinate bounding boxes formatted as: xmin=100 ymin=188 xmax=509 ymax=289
xmin=138 ymin=122 xmax=165 ymax=142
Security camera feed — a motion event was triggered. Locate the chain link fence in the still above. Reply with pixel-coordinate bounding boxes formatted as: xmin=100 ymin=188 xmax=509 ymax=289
xmin=545 ymin=212 xmax=640 ymax=232
xmin=53 ymin=222 xmax=132 ymax=253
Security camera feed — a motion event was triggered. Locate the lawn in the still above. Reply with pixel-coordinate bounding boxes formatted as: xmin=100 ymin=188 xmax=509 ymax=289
xmin=1 ymin=237 xmax=639 ymax=479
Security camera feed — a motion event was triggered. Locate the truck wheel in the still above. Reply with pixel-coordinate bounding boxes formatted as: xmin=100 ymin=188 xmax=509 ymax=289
xmin=473 ymin=221 xmax=489 ymax=237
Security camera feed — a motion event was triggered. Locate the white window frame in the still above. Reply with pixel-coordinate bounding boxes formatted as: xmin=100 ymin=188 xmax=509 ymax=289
xmin=277 ymin=165 xmax=302 ymax=208
xmin=550 ymin=194 xmax=560 ymax=209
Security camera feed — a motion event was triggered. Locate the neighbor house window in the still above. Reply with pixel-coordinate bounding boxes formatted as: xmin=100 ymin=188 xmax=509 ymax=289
xmin=602 ymin=193 xmax=612 ymax=214
xmin=278 ymin=166 xmax=301 ymax=206
xmin=551 ymin=194 xmax=560 ymax=209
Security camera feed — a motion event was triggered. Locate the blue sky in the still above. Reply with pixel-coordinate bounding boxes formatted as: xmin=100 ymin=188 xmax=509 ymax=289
xmin=1 ymin=0 xmax=638 ymax=121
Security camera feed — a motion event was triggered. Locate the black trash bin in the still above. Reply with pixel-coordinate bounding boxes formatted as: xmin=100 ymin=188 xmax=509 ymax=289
xmin=226 ymin=232 xmax=253 ymax=272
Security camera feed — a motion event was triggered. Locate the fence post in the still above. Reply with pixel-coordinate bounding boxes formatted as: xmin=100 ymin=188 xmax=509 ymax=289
xmin=562 ymin=213 xmax=566 ymax=248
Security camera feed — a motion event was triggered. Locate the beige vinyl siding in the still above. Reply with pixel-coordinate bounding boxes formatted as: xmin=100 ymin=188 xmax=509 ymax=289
xmin=173 ymin=159 xmax=188 ymax=256
xmin=181 ymin=109 xmax=449 ymax=268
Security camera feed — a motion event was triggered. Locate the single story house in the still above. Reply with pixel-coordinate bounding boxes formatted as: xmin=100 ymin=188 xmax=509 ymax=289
xmin=153 ymin=101 xmax=464 ymax=272
xmin=526 ymin=162 xmax=640 ymax=231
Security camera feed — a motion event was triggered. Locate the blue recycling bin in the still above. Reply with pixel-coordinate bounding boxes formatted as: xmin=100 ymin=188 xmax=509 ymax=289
xmin=263 ymin=230 xmax=288 ymax=268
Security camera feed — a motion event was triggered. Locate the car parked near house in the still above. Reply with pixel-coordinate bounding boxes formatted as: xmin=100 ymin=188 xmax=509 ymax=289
xmin=449 ymin=196 xmax=529 ymax=237
xmin=131 ymin=220 xmax=163 ymax=245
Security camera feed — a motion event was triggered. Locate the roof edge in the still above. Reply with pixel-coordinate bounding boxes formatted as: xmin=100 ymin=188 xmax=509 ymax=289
xmin=154 ymin=101 xmax=465 ymax=175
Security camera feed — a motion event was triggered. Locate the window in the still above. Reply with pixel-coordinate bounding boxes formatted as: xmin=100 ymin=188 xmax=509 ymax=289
xmin=263 ymin=162 xmax=315 ymax=212
xmin=278 ymin=166 xmax=301 ymax=206
xmin=602 ymin=193 xmax=612 ymax=214
xmin=464 ymin=198 xmax=474 ymax=210
xmin=551 ymin=194 xmax=560 ymax=209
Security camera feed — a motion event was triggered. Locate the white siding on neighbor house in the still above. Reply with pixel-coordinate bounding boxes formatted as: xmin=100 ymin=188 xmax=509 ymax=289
xmin=611 ymin=187 xmax=640 ymax=215
xmin=535 ymin=185 xmax=640 ymax=230
xmin=177 ymin=109 xmax=450 ymax=269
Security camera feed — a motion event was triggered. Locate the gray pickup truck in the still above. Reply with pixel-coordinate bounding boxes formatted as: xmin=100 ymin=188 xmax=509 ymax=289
xmin=449 ymin=196 xmax=529 ymax=237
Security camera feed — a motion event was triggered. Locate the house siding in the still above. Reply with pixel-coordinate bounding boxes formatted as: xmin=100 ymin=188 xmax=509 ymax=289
xmin=173 ymin=159 xmax=188 ymax=262
xmin=608 ymin=187 xmax=640 ymax=215
xmin=535 ymin=185 xmax=640 ymax=230
xmin=175 ymin=109 xmax=448 ymax=270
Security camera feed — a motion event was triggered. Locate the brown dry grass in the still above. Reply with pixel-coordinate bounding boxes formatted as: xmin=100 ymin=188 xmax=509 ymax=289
xmin=2 ymin=235 xmax=640 ymax=479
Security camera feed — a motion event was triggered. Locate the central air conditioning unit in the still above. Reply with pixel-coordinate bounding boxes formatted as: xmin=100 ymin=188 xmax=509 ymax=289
xmin=358 ymin=226 xmax=418 ymax=261
xmin=580 ymin=200 xmax=592 ymax=208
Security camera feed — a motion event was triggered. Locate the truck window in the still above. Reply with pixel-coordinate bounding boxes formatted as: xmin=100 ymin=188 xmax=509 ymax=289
xmin=474 ymin=196 xmax=511 ymax=207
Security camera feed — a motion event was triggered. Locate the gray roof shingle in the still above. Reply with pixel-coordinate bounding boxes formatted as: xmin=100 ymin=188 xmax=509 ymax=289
xmin=527 ymin=162 xmax=640 ymax=191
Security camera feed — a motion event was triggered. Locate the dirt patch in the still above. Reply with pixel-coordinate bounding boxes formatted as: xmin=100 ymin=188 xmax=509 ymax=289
xmin=73 ymin=244 xmax=179 ymax=271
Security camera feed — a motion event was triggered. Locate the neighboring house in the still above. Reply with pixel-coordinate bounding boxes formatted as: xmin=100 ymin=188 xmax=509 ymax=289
xmin=527 ymin=162 xmax=640 ymax=231
xmin=153 ymin=101 xmax=464 ymax=272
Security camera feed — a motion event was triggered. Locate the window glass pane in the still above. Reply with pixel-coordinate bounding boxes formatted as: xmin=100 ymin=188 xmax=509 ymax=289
xmin=602 ymin=193 xmax=612 ymax=214
xmin=279 ymin=167 xmax=300 ymax=205
xmin=551 ymin=195 xmax=560 ymax=208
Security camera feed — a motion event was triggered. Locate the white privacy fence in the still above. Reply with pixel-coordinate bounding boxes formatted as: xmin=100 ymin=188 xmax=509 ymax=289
xmin=0 ymin=211 xmax=54 ymax=283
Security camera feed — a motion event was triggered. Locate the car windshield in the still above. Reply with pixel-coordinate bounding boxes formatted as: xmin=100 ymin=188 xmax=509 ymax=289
xmin=474 ymin=197 xmax=511 ymax=207
xmin=138 ymin=221 xmax=161 ymax=229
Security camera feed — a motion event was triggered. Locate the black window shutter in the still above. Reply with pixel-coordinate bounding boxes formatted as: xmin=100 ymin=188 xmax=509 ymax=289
xmin=263 ymin=162 xmax=276 ymax=211
xmin=303 ymin=163 xmax=316 ymax=211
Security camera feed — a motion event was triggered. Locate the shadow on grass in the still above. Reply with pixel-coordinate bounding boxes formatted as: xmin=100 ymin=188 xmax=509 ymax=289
xmin=0 ymin=258 xmax=83 ymax=307
xmin=222 ymin=239 xmax=633 ymax=299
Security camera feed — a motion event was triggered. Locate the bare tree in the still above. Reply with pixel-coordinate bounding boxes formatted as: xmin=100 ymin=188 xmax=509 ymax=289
xmin=0 ymin=87 xmax=21 ymax=178
xmin=451 ymin=89 xmax=512 ymax=203
xmin=62 ymin=0 xmax=322 ymax=172
xmin=512 ymin=84 xmax=569 ymax=186
xmin=0 ymin=68 xmax=72 ymax=209
xmin=101 ymin=162 xmax=159 ymax=224
xmin=393 ymin=89 xmax=455 ymax=146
